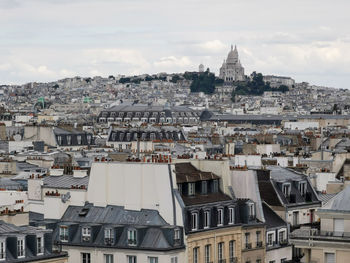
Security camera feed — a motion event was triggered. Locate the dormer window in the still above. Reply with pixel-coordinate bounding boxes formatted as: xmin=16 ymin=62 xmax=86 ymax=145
xmin=282 ymin=183 xmax=291 ymax=197
xmin=204 ymin=210 xmax=210 ymax=228
xmin=77 ymin=135 xmax=82 ymax=145
xmin=229 ymin=207 xmax=235 ymax=224
xmin=0 ymin=240 xmax=5 ymax=260
xmin=177 ymin=184 xmax=183 ymax=195
xmin=104 ymin=228 xmax=113 ymax=245
xmin=217 ymin=208 xmax=224 ymax=226
xmin=174 ymin=228 xmax=180 ymax=242
xmin=87 ymin=134 xmax=92 ymax=144
xmin=212 ymin=180 xmax=219 ymax=193
xmin=298 ymin=181 xmax=307 ymax=196
xmin=188 ymin=183 xmax=195 ymax=196
xmin=150 ymin=133 xmax=156 ymax=140
xmin=127 ymin=229 xmax=137 ymax=246
xmin=67 ymin=135 xmax=72 ymax=145
xmin=37 ymin=236 xmax=43 ymax=255
xmin=82 ymin=227 xmax=91 ymax=242
xmin=201 ymin=181 xmax=208 ymax=195
xmin=248 ymin=203 xmax=255 ymax=219
xmin=59 ymin=226 xmax=68 ymax=242
xmin=57 ymin=136 xmax=62 ymax=145
xmin=17 ymin=238 xmax=25 ymax=258
xmin=126 ymin=133 xmax=131 ymax=141
xmin=191 ymin=212 xmax=198 ymax=231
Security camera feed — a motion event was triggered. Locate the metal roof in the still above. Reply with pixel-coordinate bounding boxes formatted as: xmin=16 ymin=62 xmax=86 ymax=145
xmin=43 ymin=175 xmax=89 ymax=189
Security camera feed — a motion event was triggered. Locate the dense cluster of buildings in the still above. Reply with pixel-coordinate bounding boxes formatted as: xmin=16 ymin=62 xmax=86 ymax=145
xmin=0 ymin=45 xmax=350 ymax=263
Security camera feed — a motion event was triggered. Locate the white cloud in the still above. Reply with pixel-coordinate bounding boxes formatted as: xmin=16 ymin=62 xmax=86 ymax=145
xmin=154 ymin=56 xmax=192 ymax=69
xmin=196 ymin=40 xmax=226 ymax=53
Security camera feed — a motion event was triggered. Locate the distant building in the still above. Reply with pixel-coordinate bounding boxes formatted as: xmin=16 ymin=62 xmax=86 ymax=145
xmin=219 ymin=45 xmax=245 ymax=82
xmin=263 ymin=75 xmax=295 ymax=88
xmin=198 ymin=63 xmax=204 ymax=72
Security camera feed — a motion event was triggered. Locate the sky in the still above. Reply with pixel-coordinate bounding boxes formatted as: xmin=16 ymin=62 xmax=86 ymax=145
xmin=1 ymin=0 xmax=350 ymax=88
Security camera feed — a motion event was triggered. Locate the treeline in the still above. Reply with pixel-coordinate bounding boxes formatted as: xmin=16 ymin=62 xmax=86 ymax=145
xmin=232 ymin=72 xmax=289 ymax=101
xmin=185 ymin=70 xmax=224 ymax=94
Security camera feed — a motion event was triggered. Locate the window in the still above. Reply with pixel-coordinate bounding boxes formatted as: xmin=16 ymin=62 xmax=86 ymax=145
xmin=57 ymin=136 xmax=62 ymax=145
xmin=229 ymin=240 xmax=235 ymax=259
xmin=229 ymin=207 xmax=235 ymax=224
xmin=82 ymin=227 xmax=91 ymax=237
xmin=104 ymin=254 xmax=114 ymax=263
xmin=218 ymin=242 xmax=224 ymax=260
xmin=87 ymin=135 xmax=92 ymax=144
xmin=105 ymin=228 xmax=112 ymax=239
xmin=191 ymin=212 xmax=198 ymax=230
xmin=127 ymin=229 xmax=137 ymax=245
xmin=249 ymin=203 xmax=255 ymax=218
xmin=127 ymin=255 xmax=137 ymax=263
xmin=202 ymin=181 xmax=208 ymax=194
xmin=178 ymin=184 xmax=182 ymax=195
xmin=256 ymin=260 xmax=262 ymax=263
xmin=67 ymin=135 xmax=72 ymax=145
xmin=193 ymin=247 xmax=199 ymax=263
xmin=205 ymin=244 xmax=211 ymax=263
xmin=82 ymin=253 xmax=90 ymax=263
xmin=59 ymin=226 xmax=68 ymax=241
xmin=279 ymin=230 xmax=286 ymax=243
xmin=171 ymin=257 xmax=178 ymax=263
xmin=281 ymin=259 xmax=287 ymax=263
xmin=298 ymin=181 xmax=307 ymax=196
xmin=212 ymin=179 xmax=219 ymax=192
xmin=282 ymin=184 xmax=291 ymax=197
xmin=17 ymin=238 xmax=24 ymax=258
xmin=174 ymin=228 xmax=180 ymax=241
xmin=217 ymin=208 xmax=224 ymax=226
xmin=269 ymin=261 xmax=276 ymax=263
xmin=188 ymin=183 xmax=195 ymax=196
xmin=245 ymin=233 xmax=251 ymax=249
xmin=0 ymin=241 xmax=4 ymax=260
xmin=77 ymin=135 xmax=82 ymax=145
xmin=204 ymin=210 xmax=210 ymax=228
xmin=267 ymin=232 xmax=275 ymax=246
xmin=148 ymin=257 xmax=158 ymax=263
xmin=37 ymin=236 xmax=43 ymax=254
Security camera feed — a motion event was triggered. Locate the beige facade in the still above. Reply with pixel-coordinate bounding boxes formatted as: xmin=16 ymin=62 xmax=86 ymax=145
xmin=241 ymin=225 xmax=266 ymax=263
xmin=187 ymin=226 xmax=242 ymax=263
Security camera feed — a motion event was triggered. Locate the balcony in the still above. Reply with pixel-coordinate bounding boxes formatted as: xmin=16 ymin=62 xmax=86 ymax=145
xmin=229 ymin=258 xmax=238 ymax=263
xmin=218 ymin=260 xmax=226 ymax=263
xmin=82 ymin=236 xmax=91 ymax=242
xmin=279 ymin=239 xmax=288 ymax=246
xmin=127 ymin=239 xmax=137 ymax=246
xmin=104 ymin=238 xmax=114 ymax=246
xmin=290 ymin=228 xmax=350 ymax=248
xmin=256 ymin=241 xmax=263 ymax=248
xmin=59 ymin=235 xmax=68 ymax=242
xmin=245 ymin=243 xmax=252 ymax=249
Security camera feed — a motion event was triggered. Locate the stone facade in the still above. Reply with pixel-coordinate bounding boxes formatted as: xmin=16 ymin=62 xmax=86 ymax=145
xmin=219 ymin=45 xmax=245 ymax=82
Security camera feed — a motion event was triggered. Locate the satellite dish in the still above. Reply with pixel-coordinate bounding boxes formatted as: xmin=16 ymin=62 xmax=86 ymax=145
xmin=14 ymin=134 xmax=22 ymax=141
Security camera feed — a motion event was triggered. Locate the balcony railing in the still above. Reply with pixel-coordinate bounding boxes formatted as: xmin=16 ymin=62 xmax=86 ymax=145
xmin=218 ymin=259 xmax=226 ymax=263
xmin=104 ymin=238 xmax=114 ymax=245
xmin=256 ymin=241 xmax=263 ymax=247
xmin=279 ymin=239 xmax=288 ymax=246
xmin=229 ymin=257 xmax=238 ymax=263
xmin=127 ymin=239 xmax=137 ymax=246
xmin=245 ymin=243 xmax=252 ymax=249
xmin=290 ymin=229 xmax=350 ymax=240
xmin=59 ymin=235 xmax=68 ymax=242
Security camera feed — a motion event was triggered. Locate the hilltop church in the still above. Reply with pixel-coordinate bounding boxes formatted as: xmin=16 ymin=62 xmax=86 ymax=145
xmin=219 ymin=45 xmax=245 ymax=82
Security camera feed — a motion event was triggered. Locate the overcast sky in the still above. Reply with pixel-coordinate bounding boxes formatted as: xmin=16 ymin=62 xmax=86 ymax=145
xmin=1 ymin=0 xmax=350 ymax=88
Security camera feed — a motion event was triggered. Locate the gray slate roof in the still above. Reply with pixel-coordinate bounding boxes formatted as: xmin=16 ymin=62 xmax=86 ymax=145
xmin=43 ymin=175 xmax=89 ymax=189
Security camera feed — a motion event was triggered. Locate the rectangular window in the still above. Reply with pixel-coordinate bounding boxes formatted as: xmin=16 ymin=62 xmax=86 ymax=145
xmin=218 ymin=242 xmax=224 ymax=260
xmin=202 ymin=181 xmax=208 ymax=194
xmin=213 ymin=180 xmax=218 ymax=192
xmin=298 ymin=181 xmax=307 ymax=196
xmin=217 ymin=208 xmax=223 ymax=226
xmin=17 ymin=238 xmax=24 ymax=257
xmin=0 ymin=241 xmax=4 ymax=260
xmin=77 ymin=135 xmax=82 ymax=145
xmin=204 ymin=210 xmax=210 ymax=228
xmin=267 ymin=233 xmax=274 ymax=246
xmin=205 ymin=244 xmax=211 ymax=263
xmin=191 ymin=212 xmax=198 ymax=230
xmin=174 ymin=228 xmax=180 ymax=241
xmin=171 ymin=257 xmax=178 ymax=263
xmin=188 ymin=183 xmax=195 ymax=196
xmin=82 ymin=227 xmax=91 ymax=237
xmin=127 ymin=255 xmax=137 ymax=263
xmin=229 ymin=207 xmax=235 ymax=224
xmin=279 ymin=230 xmax=285 ymax=243
xmin=229 ymin=240 xmax=235 ymax=259
xmin=245 ymin=233 xmax=251 ymax=249
xmin=82 ymin=253 xmax=91 ymax=263
xmin=178 ymin=184 xmax=182 ymax=195
xmin=59 ymin=226 xmax=68 ymax=242
xmin=37 ymin=236 xmax=43 ymax=254
xmin=67 ymin=135 xmax=72 ymax=145
xmin=105 ymin=228 xmax=112 ymax=239
xmin=281 ymin=259 xmax=287 ymax=263
xmin=282 ymin=184 xmax=290 ymax=197
xmin=104 ymin=254 xmax=114 ymax=263
xmin=249 ymin=203 xmax=255 ymax=218
xmin=127 ymin=229 xmax=137 ymax=245
xmin=193 ymin=247 xmax=199 ymax=263
xmin=148 ymin=257 xmax=158 ymax=263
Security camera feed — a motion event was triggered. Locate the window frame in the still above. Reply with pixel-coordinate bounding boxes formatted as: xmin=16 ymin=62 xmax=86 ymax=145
xmin=205 ymin=244 xmax=211 ymax=263
xmin=204 ymin=210 xmax=210 ymax=229
xmin=82 ymin=252 xmax=91 ymax=263
xmin=229 ymin=207 xmax=235 ymax=224
xmin=191 ymin=212 xmax=198 ymax=231
xmin=217 ymin=208 xmax=224 ymax=226
xmin=17 ymin=238 xmax=25 ymax=258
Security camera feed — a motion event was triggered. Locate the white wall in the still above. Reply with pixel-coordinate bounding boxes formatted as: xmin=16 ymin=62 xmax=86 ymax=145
xmin=87 ymin=162 xmax=182 ymax=226
xmin=315 ymin=172 xmax=337 ymax=192
xmin=284 ymin=121 xmax=319 ymax=130
xmin=234 ymin=155 xmax=262 ymax=167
